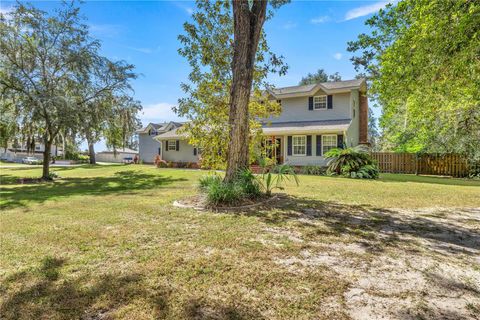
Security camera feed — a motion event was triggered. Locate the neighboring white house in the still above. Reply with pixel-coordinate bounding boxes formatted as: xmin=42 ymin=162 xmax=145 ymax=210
xmin=95 ymin=148 xmax=138 ymax=163
xmin=0 ymin=143 xmax=63 ymax=162
xmin=137 ymin=79 xmax=369 ymax=166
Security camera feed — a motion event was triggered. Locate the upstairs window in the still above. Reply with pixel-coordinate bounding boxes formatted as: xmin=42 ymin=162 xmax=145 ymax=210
xmin=313 ymin=95 xmax=327 ymax=110
xmin=148 ymin=129 xmax=157 ymax=136
xmin=322 ymin=135 xmax=337 ymax=155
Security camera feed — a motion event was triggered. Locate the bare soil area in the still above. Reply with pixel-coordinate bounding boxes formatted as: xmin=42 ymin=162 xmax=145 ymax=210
xmin=258 ymin=201 xmax=480 ymax=319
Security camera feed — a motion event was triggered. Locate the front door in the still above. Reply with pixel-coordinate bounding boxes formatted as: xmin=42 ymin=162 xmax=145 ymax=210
xmin=265 ymin=137 xmax=282 ymax=164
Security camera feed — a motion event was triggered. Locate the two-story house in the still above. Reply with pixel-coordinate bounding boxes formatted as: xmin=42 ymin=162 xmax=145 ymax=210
xmin=135 ymin=121 xmax=183 ymax=163
xmin=139 ymin=79 xmax=368 ymax=166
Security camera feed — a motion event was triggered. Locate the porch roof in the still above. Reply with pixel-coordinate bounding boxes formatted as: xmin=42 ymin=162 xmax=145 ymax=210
xmin=261 ymin=119 xmax=351 ymax=135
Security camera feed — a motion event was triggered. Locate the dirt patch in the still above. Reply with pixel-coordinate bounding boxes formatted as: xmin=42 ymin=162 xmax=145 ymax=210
xmin=261 ymin=206 xmax=480 ymax=319
xmin=16 ymin=177 xmax=56 ymax=184
xmin=173 ymin=194 xmax=280 ymax=211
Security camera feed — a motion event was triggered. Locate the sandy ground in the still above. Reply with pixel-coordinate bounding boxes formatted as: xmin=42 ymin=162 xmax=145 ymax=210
xmin=262 ymin=205 xmax=480 ymax=319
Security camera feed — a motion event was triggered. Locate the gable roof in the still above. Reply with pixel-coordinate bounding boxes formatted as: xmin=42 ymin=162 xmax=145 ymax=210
xmin=154 ymin=126 xmax=186 ymax=140
xmin=135 ymin=121 xmax=183 ymax=134
xmin=268 ymin=78 xmax=366 ymax=98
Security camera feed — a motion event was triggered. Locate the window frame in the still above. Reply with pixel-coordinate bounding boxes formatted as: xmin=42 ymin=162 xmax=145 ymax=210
xmin=167 ymin=140 xmax=176 ymax=151
xmin=313 ymin=95 xmax=327 ymax=110
xmin=292 ymin=135 xmax=307 ymax=156
xmin=322 ymin=134 xmax=337 ymax=155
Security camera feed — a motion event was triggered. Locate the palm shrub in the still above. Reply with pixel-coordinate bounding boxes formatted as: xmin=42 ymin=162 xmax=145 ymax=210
xmin=325 ymin=145 xmax=379 ymax=179
xmin=259 ymin=164 xmax=299 ymax=196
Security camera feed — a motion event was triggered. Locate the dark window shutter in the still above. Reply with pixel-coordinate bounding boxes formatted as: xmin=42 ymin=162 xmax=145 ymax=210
xmin=316 ymin=135 xmax=322 ymax=156
xmin=176 ymin=140 xmax=180 ymax=151
xmin=158 ymin=147 xmax=161 ymax=155
xmin=308 ymin=97 xmax=313 ymax=110
xmin=306 ymin=135 xmax=312 ymax=156
xmin=327 ymin=95 xmax=333 ymax=109
xmin=337 ymin=134 xmax=344 ymax=148
xmin=287 ymin=136 xmax=292 ymax=156
xmin=193 ymin=147 xmax=197 ymax=156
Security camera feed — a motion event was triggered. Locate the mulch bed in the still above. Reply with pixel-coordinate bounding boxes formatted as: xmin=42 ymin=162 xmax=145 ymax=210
xmin=173 ymin=193 xmax=282 ymax=211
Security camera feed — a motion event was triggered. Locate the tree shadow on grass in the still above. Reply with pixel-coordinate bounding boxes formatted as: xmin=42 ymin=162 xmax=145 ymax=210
xmin=1 ymin=256 xmax=262 ymax=320
xmin=0 ymin=256 xmax=171 ymax=320
xmin=0 ymin=170 xmax=187 ymax=210
xmin=231 ymin=195 xmax=480 ymax=257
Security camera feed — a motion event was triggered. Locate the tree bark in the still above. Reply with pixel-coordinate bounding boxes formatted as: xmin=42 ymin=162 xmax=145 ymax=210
xmin=224 ymin=0 xmax=268 ymax=183
xmin=42 ymin=138 xmax=52 ymax=180
xmin=88 ymin=141 xmax=96 ymax=164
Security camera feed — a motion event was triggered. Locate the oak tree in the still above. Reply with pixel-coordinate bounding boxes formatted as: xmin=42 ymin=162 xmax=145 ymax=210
xmin=176 ymin=0 xmax=287 ymax=179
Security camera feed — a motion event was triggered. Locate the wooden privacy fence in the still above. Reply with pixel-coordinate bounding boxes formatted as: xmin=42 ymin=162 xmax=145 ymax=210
xmin=371 ymin=152 xmax=472 ymax=177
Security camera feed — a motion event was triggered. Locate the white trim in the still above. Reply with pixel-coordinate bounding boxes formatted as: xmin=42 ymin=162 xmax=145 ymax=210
xmin=292 ymin=135 xmax=307 ymax=156
xmin=267 ymin=80 xmax=367 ymax=99
xmin=321 ymin=134 xmax=337 ymax=156
xmin=313 ymin=95 xmax=327 ymax=110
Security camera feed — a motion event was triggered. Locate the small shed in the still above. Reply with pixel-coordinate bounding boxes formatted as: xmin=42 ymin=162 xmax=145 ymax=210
xmin=95 ymin=148 xmax=138 ymax=163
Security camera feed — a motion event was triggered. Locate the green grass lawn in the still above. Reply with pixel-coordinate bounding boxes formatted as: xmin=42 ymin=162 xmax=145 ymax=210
xmin=1 ymin=165 xmax=479 ymax=319
xmin=0 ymin=161 xmax=32 ymax=167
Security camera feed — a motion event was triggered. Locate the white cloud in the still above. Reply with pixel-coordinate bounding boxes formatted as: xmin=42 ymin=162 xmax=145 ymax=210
xmin=88 ymin=24 xmax=123 ymax=38
xmin=310 ymin=16 xmax=330 ymax=24
xmin=127 ymin=46 xmax=153 ymax=54
xmin=174 ymin=2 xmax=194 ymax=15
xmin=141 ymin=102 xmax=184 ymax=125
xmin=333 ymin=53 xmax=343 ymax=60
xmin=0 ymin=5 xmax=13 ymax=17
xmin=282 ymin=21 xmax=297 ymax=30
xmin=344 ymin=1 xmax=392 ymax=21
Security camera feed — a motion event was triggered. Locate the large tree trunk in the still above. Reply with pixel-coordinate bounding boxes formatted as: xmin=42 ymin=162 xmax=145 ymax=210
xmin=42 ymin=138 xmax=52 ymax=180
xmin=88 ymin=140 xmax=96 ymax=164
xmin=60 ymin=131 xmax=66 ymax=160
xmin=224 ymin=0 xmax=267 ymax=182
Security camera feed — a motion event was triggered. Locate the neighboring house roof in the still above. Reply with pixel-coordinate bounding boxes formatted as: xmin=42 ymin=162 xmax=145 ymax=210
xmin=135 ymin=122 xmax=167 ymax=134
xmin=154 ymin=127 xmax=187 ymax=140
xmin=262 ymin=119 xmax=351 ymax=135
xmin=135 ymin=121 xmax=184 ymax=134
xmin=97 ymin=148 xmax=138 ymax=154
xmin=268 ymin=78 xmax=366 ymax=98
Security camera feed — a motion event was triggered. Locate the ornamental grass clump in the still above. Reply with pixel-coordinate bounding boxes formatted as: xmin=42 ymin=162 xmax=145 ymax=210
xmin=198 ymin=169 xmax=262 ymax=206
xmin=325 ymin=146 xmax=379 ymax=179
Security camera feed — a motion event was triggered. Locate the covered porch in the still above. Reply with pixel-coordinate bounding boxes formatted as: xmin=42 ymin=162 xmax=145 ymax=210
xmin=260 ymin=119 xmax=352 ymax=166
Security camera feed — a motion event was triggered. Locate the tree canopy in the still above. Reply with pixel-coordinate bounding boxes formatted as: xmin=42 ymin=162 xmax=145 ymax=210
xmin=348 ymin=0 xmax=480 ymax=159
xmin=0 ymin=2 xmax=141 ymax=176
xmin=299 ymin=69 xmax=342 ymax=85
xmin=176 ymin=0 xmax=287 ymax=171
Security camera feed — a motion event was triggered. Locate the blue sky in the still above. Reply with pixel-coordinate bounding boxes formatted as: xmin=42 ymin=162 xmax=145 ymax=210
xmin=1 ymin=0 xmax=389 ymax=151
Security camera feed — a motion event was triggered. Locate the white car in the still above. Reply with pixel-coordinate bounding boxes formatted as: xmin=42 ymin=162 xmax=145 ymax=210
xmin=22 ymin=157 xmax=42 ymax=165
